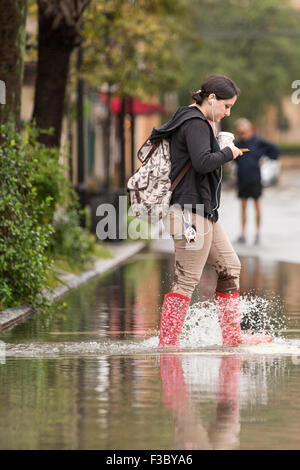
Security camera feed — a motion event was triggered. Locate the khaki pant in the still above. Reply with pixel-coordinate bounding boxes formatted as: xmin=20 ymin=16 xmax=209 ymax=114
xmin=163 ymin=205 xmax=241 ymax=298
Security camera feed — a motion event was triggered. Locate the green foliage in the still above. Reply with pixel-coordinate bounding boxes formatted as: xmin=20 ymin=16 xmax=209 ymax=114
xmin=49 ymin=208 xmax=97 ymax=269
xmin=24 ymin=124 xmax=100 ymax=271
xmin=93 ymin=243 xmax=114 ymax=260
xmin=0 ymin=123 xmax=105 ymax=310
xmin=79 ymin=0 xmax=300 ymax=129
xmin=0 ymin=125 xmax=54 ymax=309
xmin=179 ymin=0 xmax=300 ymax=125
xmin=23 ymin=124 xmax=72 ymax=224
xmin=82 ymin=0 xmax=187 ymax=98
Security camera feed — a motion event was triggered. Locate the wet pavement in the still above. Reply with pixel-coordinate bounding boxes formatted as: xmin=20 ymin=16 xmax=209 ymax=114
xmin=1 ymin=249 xmax=300 ymax=450
xmin=220 ymin=168 xmax=300 ymax=264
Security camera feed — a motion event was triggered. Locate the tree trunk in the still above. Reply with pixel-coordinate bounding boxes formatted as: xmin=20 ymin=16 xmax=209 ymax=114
xmin=103 ymin=88 xmax=112 ymax=189
xmin=130 ymin=97 xmax=135 ymax=175
xmin=119 ymin=97 xmax=126 ymax=189
xmin=32 ymin=0 xmax=91 ymax=148
xmin=0 ymin=0 xmax=27 ymax=130
xmin=32 ymin=6 xmax=74 ymax=147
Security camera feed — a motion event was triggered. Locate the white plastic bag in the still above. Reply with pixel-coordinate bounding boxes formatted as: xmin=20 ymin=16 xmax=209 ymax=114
xmin=260 ymin=156 xmax=281 ymax=187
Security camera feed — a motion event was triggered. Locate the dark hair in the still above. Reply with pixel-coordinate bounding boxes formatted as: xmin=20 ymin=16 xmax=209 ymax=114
xmin=191 ymin=74 xmax=240 ymax=105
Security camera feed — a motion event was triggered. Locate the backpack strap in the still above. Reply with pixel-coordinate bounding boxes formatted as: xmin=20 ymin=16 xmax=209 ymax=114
xmin=170 ymin=161 xmax=192 ymax=192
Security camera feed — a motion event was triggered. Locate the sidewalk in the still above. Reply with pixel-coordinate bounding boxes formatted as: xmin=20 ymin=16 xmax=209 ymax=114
xmin=0 ymin=241 xmax=145 ymax=332
xmin=221 ymin=168 xmax=300 ymax=264
xmin=152 ymin=169 xmax=300 ymax=264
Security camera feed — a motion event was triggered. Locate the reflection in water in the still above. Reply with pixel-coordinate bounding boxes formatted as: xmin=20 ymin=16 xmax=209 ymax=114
xmin=1 ymin=351 xmax=300 ymax=449
xmin=160 ymin=355 xmax=241 ymax=450
xmin=159 ymin=353 xmax=291 ymax=450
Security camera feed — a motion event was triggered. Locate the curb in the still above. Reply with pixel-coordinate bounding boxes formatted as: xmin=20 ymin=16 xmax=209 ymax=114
xmin=0 ymin=241 xmax=146 ymax=333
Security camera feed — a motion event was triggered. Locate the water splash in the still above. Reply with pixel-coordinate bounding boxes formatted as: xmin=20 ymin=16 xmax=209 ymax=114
xmin=239 ymin=293 xmax=286 ymax=336
xmin=2 ymin=294 xmax=293 ymax=358
xmin=3 ymin=337 xmax=300 ymax=358
xmin=4 ymin=338 xmax=159 ymax=358
xmin=181 ymin=300 xmax=221 ymax=347
xmin=180 ymin=293 xmax=287 ymax=348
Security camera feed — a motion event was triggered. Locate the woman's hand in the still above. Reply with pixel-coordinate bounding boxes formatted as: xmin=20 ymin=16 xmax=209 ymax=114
xmin=228 ymin=143 xmax=243 ymax=159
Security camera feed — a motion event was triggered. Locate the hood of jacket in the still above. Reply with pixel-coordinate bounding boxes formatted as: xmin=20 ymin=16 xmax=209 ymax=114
xmin=149 ymin=105 xmax=207 ymax=143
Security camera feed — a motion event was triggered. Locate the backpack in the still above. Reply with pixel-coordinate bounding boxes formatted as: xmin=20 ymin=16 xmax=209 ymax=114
xmin=127 ymin=137 xmax=191 ymax=223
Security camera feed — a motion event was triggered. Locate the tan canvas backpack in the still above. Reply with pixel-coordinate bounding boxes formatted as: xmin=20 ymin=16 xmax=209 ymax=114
xmin=127 ymin=137 xmax=191 ymax=223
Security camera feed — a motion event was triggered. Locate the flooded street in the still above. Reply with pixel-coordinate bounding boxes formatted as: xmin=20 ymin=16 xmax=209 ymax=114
xmin=1 ymin=251 xmax=300 ymax=449
xmin=2 ymin=0 xmax=300 ymax=454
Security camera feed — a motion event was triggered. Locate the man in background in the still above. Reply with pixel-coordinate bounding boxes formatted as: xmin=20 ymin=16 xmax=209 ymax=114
xmin=234 ymin=118 xmax=280 ymax=245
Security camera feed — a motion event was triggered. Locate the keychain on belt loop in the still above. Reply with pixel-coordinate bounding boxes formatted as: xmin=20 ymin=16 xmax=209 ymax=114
xmin=182 ymin=209 xmax=197 ymax=243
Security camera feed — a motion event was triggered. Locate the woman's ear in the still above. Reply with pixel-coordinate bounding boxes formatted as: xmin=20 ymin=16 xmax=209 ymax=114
xmin=208 ymin=93 xmax=216 ymax=105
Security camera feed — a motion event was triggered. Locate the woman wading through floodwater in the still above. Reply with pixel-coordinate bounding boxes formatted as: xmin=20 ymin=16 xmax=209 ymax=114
xmin=149 ymin=74 xmax=272 ymax=348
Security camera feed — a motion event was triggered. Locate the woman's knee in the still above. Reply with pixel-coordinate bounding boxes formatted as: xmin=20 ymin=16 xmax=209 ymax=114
xmin=215 ymin=257 xmax=241 ymax=294
xmin=171 ymin=264 xmax=201 ymax=298
xmin=171 ymin=282 xmax=194 ymax=299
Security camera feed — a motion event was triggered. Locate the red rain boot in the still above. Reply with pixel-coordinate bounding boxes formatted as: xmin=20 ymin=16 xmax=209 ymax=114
xmin=216 ymin=291 xmax=272 ymax=346
xmin=158 ymin=292 xmax=190 ymax=348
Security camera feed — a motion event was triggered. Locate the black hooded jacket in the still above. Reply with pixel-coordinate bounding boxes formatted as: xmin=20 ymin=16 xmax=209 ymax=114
xmin=149 ymin=106 xmax=233 ymax=222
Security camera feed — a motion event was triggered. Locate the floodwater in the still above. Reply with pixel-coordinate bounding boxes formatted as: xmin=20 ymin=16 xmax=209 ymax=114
xmin=1 ymin=250 xmax=300 ymax=450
